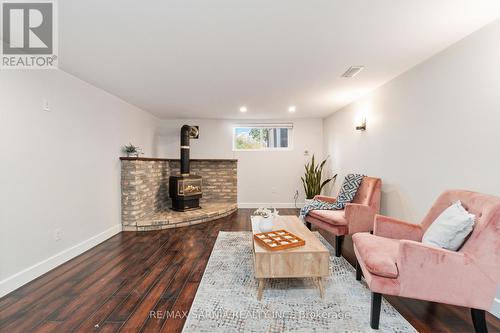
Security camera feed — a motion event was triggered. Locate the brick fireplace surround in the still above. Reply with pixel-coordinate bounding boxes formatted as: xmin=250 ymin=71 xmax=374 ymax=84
xmin=120 ymin=157 xmax=237 ymax=231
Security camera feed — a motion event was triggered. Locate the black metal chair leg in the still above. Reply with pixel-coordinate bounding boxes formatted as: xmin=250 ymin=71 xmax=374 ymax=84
xmin=370 ymin=292 xmax=382 ymax=329
xmin=355 ymin=260 xmax=362 ymax=281
xmin=335 ymin=235 xmax=343 ymax=257
xmin=471 ymin=308 xmax=488 ymax=333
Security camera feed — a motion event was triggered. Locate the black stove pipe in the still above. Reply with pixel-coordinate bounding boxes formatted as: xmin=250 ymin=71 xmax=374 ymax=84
xmin=180 ymin=125 xmax=191 ymax=176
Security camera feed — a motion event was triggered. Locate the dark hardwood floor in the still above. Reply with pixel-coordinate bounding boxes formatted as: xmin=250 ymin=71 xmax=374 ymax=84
xmin=0 ymin=209 xmax=498 ymax=332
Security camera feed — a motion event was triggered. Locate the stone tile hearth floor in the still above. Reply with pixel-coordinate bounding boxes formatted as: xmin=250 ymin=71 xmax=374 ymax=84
xmin=127 ymin=202 xmax=238 ymax=231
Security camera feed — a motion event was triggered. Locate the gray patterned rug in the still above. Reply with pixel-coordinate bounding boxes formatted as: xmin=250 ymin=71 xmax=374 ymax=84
xmin=182 ymin=232 xmax=417 ymax=333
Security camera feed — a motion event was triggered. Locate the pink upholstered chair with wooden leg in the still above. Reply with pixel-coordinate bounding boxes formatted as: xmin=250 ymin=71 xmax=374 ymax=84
xmin=353 ymin=190 xmax=500 ymax=333
xmin=305 ymin=176 xmax=382 ymax=257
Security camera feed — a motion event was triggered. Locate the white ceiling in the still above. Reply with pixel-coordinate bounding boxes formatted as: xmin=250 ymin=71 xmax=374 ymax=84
xmin=59 ymin=0 xmax=500 ymax=119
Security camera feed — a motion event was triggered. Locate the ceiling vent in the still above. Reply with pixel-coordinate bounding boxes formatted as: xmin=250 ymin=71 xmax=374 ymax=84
xmin=341 ymin=66 xmax=365 ymax=78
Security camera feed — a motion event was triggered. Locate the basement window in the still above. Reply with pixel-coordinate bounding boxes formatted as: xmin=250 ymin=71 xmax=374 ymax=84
xmin=232 ymin=124 xmax=293 ymax=151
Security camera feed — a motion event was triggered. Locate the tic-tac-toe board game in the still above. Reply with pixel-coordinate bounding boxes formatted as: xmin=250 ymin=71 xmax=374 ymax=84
xmin=253 ymin=229 xmax=306 ymax=251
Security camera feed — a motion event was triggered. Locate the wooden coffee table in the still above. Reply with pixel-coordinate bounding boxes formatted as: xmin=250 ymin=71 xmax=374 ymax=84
xmin=251 ymin=215 xmax=330 ymax=300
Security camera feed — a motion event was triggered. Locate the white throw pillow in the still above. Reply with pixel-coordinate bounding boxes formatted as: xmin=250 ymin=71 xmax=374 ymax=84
xmin=422 ymin=201 xmax=475 ymax=251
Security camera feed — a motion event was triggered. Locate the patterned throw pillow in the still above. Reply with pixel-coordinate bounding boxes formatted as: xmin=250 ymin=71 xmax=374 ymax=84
xmin=299 ymin=173 xmax=365 ymax=218
xmin=334 ymin=174 xmax=365 ymax=209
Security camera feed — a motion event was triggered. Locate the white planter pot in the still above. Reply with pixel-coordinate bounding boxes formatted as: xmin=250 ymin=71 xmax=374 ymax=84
xmin=259 ymin=216 xmax=274 ymax=233
xmin=304 ymin=199 xmax=314 ymax=206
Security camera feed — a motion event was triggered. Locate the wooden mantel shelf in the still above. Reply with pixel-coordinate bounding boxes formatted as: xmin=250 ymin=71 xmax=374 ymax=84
xmin=120 ymin=157 xmax=238 ymax=162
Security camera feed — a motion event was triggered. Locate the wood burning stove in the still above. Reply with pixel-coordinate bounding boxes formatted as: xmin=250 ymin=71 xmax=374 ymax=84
xmin=169 ymin=125 xmax=202 ymax=211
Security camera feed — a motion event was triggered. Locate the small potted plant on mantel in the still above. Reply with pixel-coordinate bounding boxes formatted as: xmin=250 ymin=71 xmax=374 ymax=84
xmin=301 ymin=155 xmax=337 ymax=205
xmin=122 ymin=143 xmax=144 ymax=157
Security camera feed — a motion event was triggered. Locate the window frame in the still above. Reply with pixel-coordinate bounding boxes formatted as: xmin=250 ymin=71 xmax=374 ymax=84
xmin=232 ymin=124 xmax=294 ymax=152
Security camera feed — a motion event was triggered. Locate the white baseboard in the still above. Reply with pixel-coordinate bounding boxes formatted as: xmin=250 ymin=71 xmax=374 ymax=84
xmin=238 ymin=203 xmax=304 ymax=209
xmin=0 ymin=224 xmax=122 ymax=297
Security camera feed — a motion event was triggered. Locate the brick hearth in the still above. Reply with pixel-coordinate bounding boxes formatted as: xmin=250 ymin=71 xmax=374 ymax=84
xmin=120 ymin=157 xmax=237 ymax=231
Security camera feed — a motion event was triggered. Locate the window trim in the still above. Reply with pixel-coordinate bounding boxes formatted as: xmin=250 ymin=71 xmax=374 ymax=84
xmin=232 ymin=124 xmax=294 ymax=152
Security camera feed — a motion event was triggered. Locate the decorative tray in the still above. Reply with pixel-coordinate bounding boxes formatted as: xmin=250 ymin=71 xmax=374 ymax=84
xmin=253 ymin=229 xmax=305 ymax=251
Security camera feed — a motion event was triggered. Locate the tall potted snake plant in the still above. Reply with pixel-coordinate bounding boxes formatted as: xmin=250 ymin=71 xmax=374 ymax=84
xmin=301 ymin=155 xmax=337 ymax=204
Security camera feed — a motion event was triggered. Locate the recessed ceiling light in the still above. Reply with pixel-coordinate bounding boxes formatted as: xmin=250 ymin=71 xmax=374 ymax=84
xmin=239 ymin=106 xmax=247 ymax=113
xmin=288 ymin=106 xmax=297 ymax=113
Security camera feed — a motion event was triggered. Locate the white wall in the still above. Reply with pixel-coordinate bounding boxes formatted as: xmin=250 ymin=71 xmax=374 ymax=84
xmin=323 ymin=19 xmax=500 ymax=222
xmin=157 ymin=118 xmax=324 ymax=207
xmin=0 ymin=70 xmax=159 ymax=296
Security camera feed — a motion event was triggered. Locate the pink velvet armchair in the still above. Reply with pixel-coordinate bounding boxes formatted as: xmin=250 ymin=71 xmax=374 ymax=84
xmin=305 ymin=176 xmax=381 ymax=257
xmin=353 ymin=190 xmax=500 ymax=332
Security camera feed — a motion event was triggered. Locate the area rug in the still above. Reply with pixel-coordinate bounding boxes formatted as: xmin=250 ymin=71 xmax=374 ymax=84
xmin=182 ymin=232 xmax=417 ymax=333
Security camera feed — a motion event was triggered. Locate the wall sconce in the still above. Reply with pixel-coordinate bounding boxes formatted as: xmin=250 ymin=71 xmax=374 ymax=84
xmin=356 ymin=115 xmax=367 ymax=131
